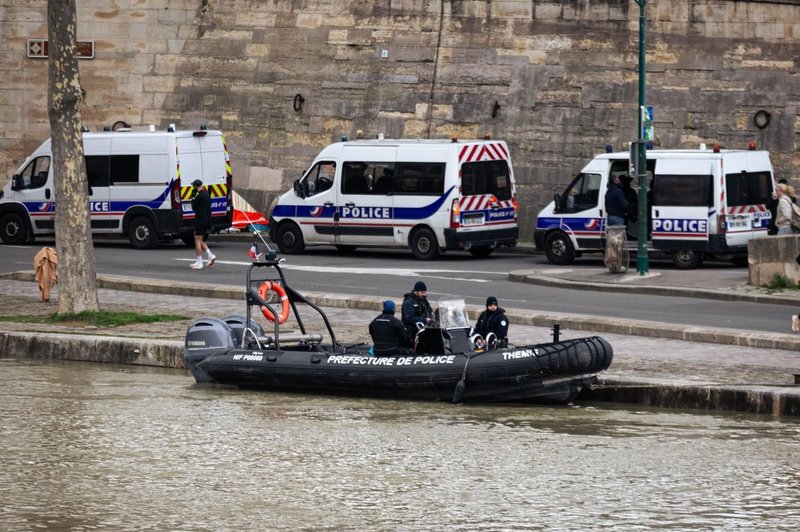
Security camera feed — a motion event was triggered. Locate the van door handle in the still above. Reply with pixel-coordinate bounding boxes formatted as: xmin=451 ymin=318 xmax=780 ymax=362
xmin=323 ymin=202 xmax=333 ymax=207
xmin=345 ymin=202 xmax=355 ymax=208
xmin=45 ymin=189 xmax=50 ymax=199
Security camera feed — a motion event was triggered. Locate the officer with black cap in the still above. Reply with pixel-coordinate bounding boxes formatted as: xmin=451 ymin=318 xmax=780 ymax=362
xmin=189 ymin=179 xmax=216 ymax=270
xmin=401 ymin=280 xmax=434 ymax=336
xmin=475 ymin=296 xmax=509 ymax=348
xmin=369 ymin=300 xmax=411 ymax=356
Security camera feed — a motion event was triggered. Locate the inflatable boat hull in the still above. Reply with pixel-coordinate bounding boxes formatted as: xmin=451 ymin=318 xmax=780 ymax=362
xmin=189 ymin=336 xmax=613 ymax=404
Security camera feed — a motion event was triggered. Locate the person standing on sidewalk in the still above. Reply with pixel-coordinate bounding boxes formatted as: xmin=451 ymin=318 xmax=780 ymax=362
xmin=604 ymin=174 xmax=629 ymax=227
xmin=772 ymin=182 xmax=796 ymax=236
xmin=190 ymin=179 xmax=216 ymax=270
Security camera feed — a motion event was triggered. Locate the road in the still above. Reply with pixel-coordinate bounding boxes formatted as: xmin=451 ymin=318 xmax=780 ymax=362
xmin=1 ymin=237 xmax=792 ymax=334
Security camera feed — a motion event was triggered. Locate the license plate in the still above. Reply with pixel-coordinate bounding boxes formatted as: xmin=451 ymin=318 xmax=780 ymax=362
xmin=727 ymin=216 xmax=751 ymax=230
xmin=462 ymin=214 xmax=484 ymax=226
xmin=181 ymin=203 xmax=193 ymax=213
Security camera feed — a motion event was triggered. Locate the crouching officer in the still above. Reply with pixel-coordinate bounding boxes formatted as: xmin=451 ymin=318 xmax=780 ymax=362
xmin=475 ymin=296 xmax=509 ymax=348
xmin=369 ymin=301 xmax=412 ymax=356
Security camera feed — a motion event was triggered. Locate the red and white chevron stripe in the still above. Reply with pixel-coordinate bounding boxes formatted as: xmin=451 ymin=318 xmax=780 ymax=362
xmin=726 ymin=204 xmax=767 ymax=215
xmin=458 ymin=142 xmax=509 ymax=164
xmin=458 ymin=194 xmax=514 ymax=211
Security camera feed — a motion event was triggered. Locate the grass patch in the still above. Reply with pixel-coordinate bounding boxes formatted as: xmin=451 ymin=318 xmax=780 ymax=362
xmin=764 ymin=274 xmax=800 ymax=291
xmin=0 ymin=310 xmax=187 ymax=327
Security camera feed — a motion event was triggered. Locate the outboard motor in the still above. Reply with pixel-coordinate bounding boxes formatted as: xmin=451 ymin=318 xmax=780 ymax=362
xmin=222 ymin=314 xmax=265 ymax=348
xmin=184 ymin=317 xmax=236 ymax=383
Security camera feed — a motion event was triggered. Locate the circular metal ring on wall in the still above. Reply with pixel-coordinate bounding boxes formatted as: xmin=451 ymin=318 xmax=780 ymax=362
xmin=753 ymin=110 xmax=771 ymax=130
xmin=293 ymin=94 xmax=305 ymax=112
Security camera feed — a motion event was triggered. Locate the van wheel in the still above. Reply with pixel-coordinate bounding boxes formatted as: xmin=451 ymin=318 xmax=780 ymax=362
xmin=468 ymin=246 xmax=494 ymax=258
xmin=335 ymin=245 xmax=357 ymax=253
xmin=411 ymin=228 xmax=440 ymax=260
xmin=128 ymin=216 xmax=157 ymax=249
xmin=544 ymin=231 xmax=575 ymax=265
xmin=0 ymin=213 xmax=28 ymax=245
xmin=276 ymin=223 xmax=304 ymax=254
xmin=672 ymin=250 xmax=703 ymax=269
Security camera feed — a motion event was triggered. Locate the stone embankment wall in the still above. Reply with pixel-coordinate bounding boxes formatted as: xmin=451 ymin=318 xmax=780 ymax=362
xmin=2 ymin=0 xmax=798 ymax=239
xmin=748 ymin=234 xmax=800 ymax=285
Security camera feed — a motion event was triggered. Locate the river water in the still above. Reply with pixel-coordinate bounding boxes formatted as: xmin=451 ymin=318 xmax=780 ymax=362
xmin=1 ymin=358 xmax=799 ymax=531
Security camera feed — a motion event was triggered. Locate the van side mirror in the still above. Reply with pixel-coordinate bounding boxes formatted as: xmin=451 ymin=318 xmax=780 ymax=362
xmin=553 ymin=194 xmax=561 ymax=214
xmin=10 ymin=174 xmax=21 ymax=191
xmin=293 ymin=179 xmax=304 ymax=198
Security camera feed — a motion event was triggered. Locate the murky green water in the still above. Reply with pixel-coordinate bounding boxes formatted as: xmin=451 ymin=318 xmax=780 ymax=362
xmin=1 ymin=358 xmax=799 ymax=531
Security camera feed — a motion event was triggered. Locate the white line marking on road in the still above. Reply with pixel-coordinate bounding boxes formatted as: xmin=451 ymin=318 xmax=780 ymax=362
xmin=174 ymin=259 xmax=498 ymax=282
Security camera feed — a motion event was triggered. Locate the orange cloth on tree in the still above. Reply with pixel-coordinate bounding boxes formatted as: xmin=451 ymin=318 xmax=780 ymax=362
xmin=33 ymin=247 xmax=58 ymax=302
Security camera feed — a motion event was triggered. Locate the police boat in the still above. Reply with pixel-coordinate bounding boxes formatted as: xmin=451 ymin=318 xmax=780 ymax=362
xmin=183 ymin=253 xmax=613 ymax=405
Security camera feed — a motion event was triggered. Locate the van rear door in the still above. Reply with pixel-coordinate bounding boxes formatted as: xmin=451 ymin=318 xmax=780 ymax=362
xmin=651 ymin=158 xmax=713 ymax=252
xmin=198 ymin=134 xmax=230 ymax=226
xmin=722 ymin=152 xmax=773 ymax=249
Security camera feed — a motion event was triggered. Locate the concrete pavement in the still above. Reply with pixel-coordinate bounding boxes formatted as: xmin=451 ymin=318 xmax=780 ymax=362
xmin=1 ymin=265 xmax=799 ymax=416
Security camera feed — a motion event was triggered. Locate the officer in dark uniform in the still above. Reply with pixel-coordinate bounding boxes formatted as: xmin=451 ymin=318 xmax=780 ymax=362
xmin=401 ymin=281 xmax=434 ymax=336
xmin=369 ymin=301 xmax=411 ymax=356
xmin=474 ymin=296 xmax=509 ymax=348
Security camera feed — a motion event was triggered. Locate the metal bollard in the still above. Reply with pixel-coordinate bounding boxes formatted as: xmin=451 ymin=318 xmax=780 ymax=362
xmin=551 ymin=323 xmax=560 ymax=343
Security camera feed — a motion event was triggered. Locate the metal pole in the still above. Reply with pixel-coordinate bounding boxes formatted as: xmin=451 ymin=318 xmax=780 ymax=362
xmin=635 ymin=0 xmax=649 ymax=274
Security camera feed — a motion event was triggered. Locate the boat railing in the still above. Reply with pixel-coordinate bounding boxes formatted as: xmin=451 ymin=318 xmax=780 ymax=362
xmin=244 ymin=256 xmax=339 ymax=351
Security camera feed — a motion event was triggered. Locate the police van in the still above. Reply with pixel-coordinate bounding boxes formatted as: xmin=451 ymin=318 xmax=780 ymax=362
xmin=0 ymin=126 xmax=232 ymax=249
xmin=269 ymin=138 xmax=519 ymax=259
xmin=534 ymin=145 xmax=775 ymax=268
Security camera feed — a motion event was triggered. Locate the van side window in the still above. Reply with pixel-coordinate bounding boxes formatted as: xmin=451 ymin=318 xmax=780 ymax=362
xmin=461 ymin=160 xmax=511 ymax=200
xmin=725 ymin=171 xmax=772 ymax=207
xmin=85 ymin=156 xmax=110 ymax=187
xmin=653 ymin=175 xmax=712 ymax=206
xmin=561 ymin=172 xmax=602 ymax=213
xmin=302 ymin=161 xmax=336 ymax=196
xmin=395 ymin=163 xmax=444 ymax=195
xmin=110 ymin=155 xmax=140 ymax=184
xmin=342 ymin=162 xmax=395 ymax=195
xmin=19 ymin=156 xmax=51 ymax=189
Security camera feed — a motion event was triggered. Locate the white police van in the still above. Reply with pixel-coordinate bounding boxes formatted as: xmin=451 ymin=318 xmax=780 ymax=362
xmin=0 ymin=126 xmax=233 ymax=249
xmin=534 ymin=145 xmax=775 ymax=268
xmin=269 ymin=138 xmax=518 ymax=259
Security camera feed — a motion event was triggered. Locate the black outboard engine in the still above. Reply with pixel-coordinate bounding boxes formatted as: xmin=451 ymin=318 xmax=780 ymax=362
xmin=184 ymin=317 xmax=236 ymax=383
xmin=222 ymin=314 xmax=265 ymax=348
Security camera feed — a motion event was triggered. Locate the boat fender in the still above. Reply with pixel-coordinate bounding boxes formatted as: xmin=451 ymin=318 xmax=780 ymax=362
xmin=258 ymin=281 xmax=291 ymax=324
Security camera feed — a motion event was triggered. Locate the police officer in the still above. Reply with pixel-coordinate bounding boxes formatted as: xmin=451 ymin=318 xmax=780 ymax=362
xmin=401 ymin=281 xmax=434 ymax=336
xmin=475 ymin=296 xmax=509 ymax=348
xmin=369 ymin=301 xmax=411 ymax=356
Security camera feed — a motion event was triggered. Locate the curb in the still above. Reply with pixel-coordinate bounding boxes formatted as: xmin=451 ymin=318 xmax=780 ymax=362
xmin=508 ymin=270 xmax=800 ymax=307
xmin=4 ymin=270 xmax=800 ymax=351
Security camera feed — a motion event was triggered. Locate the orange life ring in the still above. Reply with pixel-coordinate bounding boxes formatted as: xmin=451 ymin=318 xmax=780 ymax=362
xmin=258 ymin=281 xmax=290 ymax=324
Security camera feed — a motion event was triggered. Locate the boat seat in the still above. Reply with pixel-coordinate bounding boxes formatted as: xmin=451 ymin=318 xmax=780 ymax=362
xmin=415 ymin=327 xmax=472 ymax=355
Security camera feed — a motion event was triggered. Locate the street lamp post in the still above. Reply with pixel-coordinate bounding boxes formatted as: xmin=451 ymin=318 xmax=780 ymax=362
xmin=635 ymin=0 xmax=649 ymax=274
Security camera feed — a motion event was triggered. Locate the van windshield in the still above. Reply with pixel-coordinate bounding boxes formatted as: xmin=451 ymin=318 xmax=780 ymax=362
xmin=461 ymin=160 xmax=512 ymax=200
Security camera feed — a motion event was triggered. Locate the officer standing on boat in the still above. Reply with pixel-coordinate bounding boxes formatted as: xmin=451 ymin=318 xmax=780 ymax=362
xmin=369 ymin=301 xmax=411 ymax=356
xmin=402 ymin=281 xmax=434 ymax=336
xmin=475 ymin=296 xmax=509 ymax=348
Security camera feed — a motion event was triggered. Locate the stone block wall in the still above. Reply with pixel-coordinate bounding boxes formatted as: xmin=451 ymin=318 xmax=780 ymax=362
xmin=1 ymin=0 xmax=799 ymax=240
xmin=748 ymin=234 xmax=800 ymax=285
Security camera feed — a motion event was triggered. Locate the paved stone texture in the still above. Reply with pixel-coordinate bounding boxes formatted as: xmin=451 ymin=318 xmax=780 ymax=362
xmin=1 ymin=279 xmax=799 ymax=388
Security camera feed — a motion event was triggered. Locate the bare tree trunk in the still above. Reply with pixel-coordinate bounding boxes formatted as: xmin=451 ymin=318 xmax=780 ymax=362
xmin=48 ymin=0 xmax=99 ymax=313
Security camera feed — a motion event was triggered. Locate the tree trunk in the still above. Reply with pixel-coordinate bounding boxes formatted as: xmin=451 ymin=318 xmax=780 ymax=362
xmin=47 ymin=0 xmax=99 ymax=313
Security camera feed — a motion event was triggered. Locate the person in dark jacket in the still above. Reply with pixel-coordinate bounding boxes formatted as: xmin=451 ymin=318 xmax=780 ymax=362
xmin=369 ymin=300 xmax=411 ymax=356
xmin=474 ymin=296 xmax=509 ymax=348
xmin=189 ymin=179 xmax=216 ymax=269
xmin=401 ymin=281 xmax=434 ymax=336
xmin=604 ymin=174 xmax=629 ymax=227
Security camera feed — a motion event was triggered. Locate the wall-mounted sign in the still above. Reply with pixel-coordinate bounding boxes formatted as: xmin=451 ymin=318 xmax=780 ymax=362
xmin=27 ymin=39 xmax=95 ymax=59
